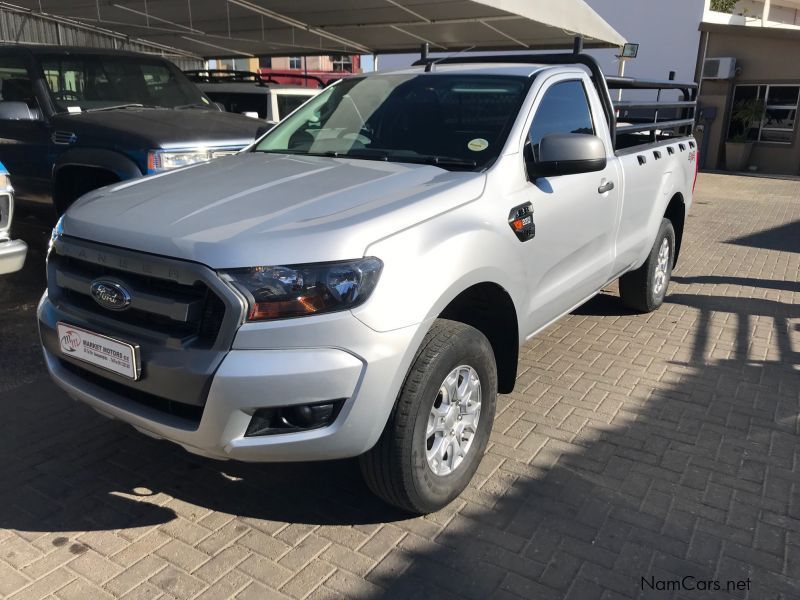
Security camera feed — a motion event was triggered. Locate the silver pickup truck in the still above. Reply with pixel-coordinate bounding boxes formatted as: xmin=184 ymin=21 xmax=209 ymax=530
xmin=39 ymin=53 xmax=698 ymax=514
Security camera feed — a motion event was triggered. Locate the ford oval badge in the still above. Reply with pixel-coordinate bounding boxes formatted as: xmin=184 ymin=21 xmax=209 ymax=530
xmin=90 ymin=280 xmax=132 ymax=311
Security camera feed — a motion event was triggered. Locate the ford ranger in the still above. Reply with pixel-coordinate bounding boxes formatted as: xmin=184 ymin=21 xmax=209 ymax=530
xmin=39 ymin=53 xmax=698 ymax=513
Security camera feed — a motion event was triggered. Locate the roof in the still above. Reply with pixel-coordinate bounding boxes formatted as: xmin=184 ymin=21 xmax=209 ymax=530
xmin=195 ymin=82 xmax=318 ymax=94
xmin=700 ymin=21 xmax=800 ymax=41
xmin=2 ymin=45 xmax=167 ymax=58
xmin=6 ymin=0 xmax=626 ymax=58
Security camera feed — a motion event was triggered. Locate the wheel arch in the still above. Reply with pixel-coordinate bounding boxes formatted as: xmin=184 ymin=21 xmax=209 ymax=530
xmin=52 ymin=149 xmax=143 ymax=214
xmin=437 ymin=282 xmax=519 ymax=394
xmin=664 ymin=192 xmax=686 ymax=265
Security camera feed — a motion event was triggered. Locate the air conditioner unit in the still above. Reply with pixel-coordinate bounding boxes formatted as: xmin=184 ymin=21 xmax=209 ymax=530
xmin=703 ymin=57 xmax=736 ymax=79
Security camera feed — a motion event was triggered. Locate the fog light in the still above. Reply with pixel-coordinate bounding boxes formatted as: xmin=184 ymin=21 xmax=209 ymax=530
xmin=245 ymin=400 xmax=344 ymax=437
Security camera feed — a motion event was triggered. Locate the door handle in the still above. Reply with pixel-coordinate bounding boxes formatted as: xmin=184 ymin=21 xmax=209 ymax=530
xmin=598 ymin=180 xmax=615 ymax=194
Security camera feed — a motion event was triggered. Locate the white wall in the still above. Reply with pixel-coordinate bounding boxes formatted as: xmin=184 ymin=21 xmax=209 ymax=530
xmin=586 ymin=0 xmax=704 ymax=81
xmin=373 ymin=0 xmax=705 ymax=83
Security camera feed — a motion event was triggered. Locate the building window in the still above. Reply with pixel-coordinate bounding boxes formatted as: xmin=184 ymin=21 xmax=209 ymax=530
xmin=330 ymin=55 xmax=353 ymax=73
xmin=288 ymin=56 xmax=302 ymax=70
xmin=729 ymin=84 xmax=799 ymax=144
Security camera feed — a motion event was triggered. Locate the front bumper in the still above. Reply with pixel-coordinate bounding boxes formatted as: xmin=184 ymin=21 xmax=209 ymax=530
xmin=0 ymin=237 xmax=27 ymax=275
xmin=40 ymin=292 xmax=428 ymax=462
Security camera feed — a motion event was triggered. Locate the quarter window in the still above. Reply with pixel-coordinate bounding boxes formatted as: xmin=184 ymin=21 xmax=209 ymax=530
xmin=529 ymin=80 xmax=595 ymax=152
xmin=0 ymin=56 xmax=39 ymax=112
xmin=728 ymin=84 xmax=799 ymax=144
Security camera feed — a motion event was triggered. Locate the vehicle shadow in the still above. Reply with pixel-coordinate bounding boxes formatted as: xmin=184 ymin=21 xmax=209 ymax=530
xmin=0 ymin=388 xmax=409 ymax=532
xmin=725 ymin=219 xmax=800 ymax=253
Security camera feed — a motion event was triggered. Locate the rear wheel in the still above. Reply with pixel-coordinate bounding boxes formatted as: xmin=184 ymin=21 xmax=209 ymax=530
xmin=619 ymin=218 xmax=675 ymax=313
xmin=360 ymin=319 xmax=497 ymax=514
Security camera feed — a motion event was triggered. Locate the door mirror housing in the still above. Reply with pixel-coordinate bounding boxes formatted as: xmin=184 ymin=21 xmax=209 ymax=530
xmin=526 ymin=133 xmax=606 ymax=179
xmin=0 ymin=101 xmax=35 ymax=121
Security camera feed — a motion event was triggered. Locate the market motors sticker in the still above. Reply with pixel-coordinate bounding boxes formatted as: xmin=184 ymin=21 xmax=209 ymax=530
xmin=56 ymin=323 xmax=139 ymax=380
xmin=467 ymin=138 xmax=489 ymax=152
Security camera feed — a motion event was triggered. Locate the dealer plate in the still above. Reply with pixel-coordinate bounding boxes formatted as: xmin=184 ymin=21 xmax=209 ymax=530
xmin=57 ymin=323 xmax=140 ymax=380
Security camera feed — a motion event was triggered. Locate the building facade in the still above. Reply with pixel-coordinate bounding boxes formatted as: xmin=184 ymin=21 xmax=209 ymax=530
xmin=697 ymin=0 xmax=800 ymax=173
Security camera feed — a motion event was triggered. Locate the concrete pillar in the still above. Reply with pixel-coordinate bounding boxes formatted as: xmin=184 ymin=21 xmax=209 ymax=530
xmin=763 ymin=0 xmax=771 ymax=25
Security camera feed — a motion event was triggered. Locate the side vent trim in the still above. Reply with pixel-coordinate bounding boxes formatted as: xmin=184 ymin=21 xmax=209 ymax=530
xmin=52 ymin=131 xmax=78 ymax=145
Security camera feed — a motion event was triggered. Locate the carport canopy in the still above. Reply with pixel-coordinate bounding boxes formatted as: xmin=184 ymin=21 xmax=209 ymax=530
xmin=7 ymin=0 xmax=626 ymax=59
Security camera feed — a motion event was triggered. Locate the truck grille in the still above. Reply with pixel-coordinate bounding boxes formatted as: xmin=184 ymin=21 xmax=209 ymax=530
xmin=0 ymin=192 xmax=10 ymax=231
xmin=43 ymin=236 xmax=245 ymax=411
xmin=51 ymin=252 xmax=225 ymax=346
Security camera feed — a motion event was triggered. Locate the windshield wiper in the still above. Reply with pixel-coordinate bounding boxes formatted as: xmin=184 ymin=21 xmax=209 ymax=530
xmin=323 ymin=150 xmax=389 ymax=161
xmin=174 ymin=103 xmax=212 ymax=110
xmin=391 ymin=155 xmax=478 ymax=170
xmin=83 ymin=103 xmax=148 ymax=113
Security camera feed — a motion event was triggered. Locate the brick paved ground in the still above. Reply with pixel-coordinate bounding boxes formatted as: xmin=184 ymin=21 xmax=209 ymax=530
xmin=0 ymin=172 xmax=799 ymax=600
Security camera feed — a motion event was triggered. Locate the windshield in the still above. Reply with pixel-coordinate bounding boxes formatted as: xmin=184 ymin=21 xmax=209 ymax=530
xmin=40 ymin=54 xmax=214 ymax=113
xmin=254 ymin=74 xmax=531 ymax=170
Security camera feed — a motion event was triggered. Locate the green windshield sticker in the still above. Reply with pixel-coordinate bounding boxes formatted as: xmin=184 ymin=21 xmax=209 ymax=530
xmin=468 ymin=138 xmax=489 ymax=152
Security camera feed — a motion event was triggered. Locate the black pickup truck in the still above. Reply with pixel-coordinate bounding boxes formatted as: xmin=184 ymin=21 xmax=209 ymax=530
xmin=0 ymin=46 xmax=264 ymax=215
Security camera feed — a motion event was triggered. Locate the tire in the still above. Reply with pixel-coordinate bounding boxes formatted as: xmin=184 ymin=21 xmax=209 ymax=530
xmin=619 ymin=218 xmax=676 ymax=313
xmin=360 ymin=319 xmax=498 ymax=514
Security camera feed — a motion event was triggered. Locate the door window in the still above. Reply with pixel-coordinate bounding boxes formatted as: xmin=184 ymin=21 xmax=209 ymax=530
xmin=0 ymin=56 xmax=40 ymax=118
xmin=528 ymin=80 xmax=594 ymax=156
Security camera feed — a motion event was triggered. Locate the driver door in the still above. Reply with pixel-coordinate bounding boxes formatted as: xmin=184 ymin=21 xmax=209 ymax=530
xmin=518 ymin=76 xmax=622 ymax=333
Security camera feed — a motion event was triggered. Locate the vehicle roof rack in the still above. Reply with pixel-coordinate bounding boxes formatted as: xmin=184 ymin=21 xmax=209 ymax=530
xmin=183 ymin=69 xmax=328 ymax=88
xmin=411 ymin=52 xmax=698 ymax=147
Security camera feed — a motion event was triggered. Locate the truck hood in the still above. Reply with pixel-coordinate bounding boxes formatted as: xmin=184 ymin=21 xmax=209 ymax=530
xmin=51 ymin=108 xmax=262 ymax=148
xmin=63 ymin=152 xmax=486 ymax=268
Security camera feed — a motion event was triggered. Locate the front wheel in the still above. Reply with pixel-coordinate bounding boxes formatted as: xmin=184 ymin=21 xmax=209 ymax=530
xmin=360 ymin=319 xmax=497 ymax=514
xmin=619 ymin=218 xmax=676 ymax=313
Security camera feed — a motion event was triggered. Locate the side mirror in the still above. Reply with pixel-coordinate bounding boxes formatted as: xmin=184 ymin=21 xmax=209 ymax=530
xmin=0 ymin=101 xmax=35 ymax=121
xmin=526 ymin=133 xmax=606 ymax=179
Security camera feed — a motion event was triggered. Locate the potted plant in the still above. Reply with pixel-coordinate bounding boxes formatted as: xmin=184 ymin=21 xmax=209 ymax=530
xmin=725 ymin=98 xmax=764 ymax=171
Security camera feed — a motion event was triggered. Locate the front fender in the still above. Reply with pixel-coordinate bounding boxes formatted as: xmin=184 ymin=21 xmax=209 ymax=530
xmin=53 ymin=148 xmax=143 ymax=182
xmin=354 ymin=207 xmax=527 ymax=340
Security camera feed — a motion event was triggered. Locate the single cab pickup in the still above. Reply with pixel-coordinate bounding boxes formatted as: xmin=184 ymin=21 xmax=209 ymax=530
xmin=39 ymin=53 xmax=698 ymax=513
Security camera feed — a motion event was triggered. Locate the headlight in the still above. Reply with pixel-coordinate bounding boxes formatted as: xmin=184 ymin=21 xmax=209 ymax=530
xmin=222 ymin=258 xmax=383 ymax=321
xmin=48 ymin=215 xmax=64 ymax=259
xmin=147 ymin=149 xmax=214 ymax=173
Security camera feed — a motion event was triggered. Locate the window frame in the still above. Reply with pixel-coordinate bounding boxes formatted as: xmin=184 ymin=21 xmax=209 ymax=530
xmin=288 ymin=56 xmax=302 ymax=70
xmin=527 ymin=78 xmax=596 ymax=152
xmin=730 ymin=83 xmax=800 ymax=145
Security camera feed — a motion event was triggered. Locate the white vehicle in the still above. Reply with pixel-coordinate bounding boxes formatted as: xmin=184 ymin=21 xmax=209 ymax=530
xmin=40 ymin=53 xmax=697 ymax=513
xmin=184 ymin=70 xmax=321 ymax=124
xmin=0 ymin=161 xmax=27 ymax=274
